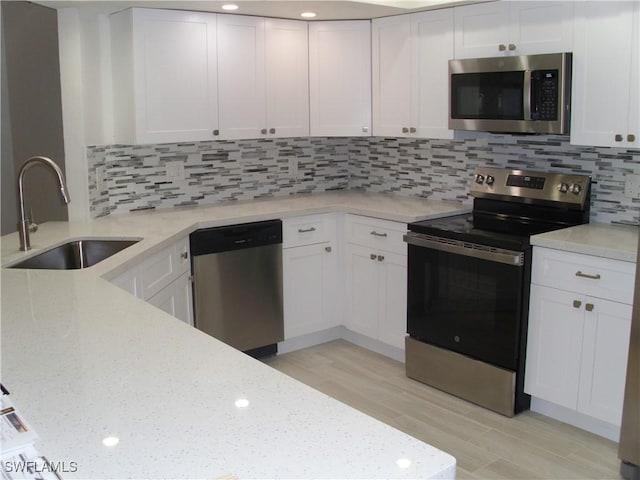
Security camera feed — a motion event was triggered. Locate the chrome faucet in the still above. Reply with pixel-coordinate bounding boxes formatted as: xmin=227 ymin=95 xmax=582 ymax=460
xmin=17 ymin=156 xmax=71 ymax=251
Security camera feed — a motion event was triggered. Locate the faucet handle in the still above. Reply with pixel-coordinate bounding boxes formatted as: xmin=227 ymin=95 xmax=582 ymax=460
xmin=28 ymin=208 xmax=38 ymax=233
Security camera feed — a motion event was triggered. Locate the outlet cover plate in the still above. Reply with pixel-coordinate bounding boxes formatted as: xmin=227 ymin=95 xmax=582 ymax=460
xmin=624 ymin=174 xmax=640 ymax=198
xmin=166 ymin=161 xmax=185 ymax=181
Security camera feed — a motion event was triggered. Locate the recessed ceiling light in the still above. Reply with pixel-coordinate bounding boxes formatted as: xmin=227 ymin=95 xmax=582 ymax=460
xmin=301 ymin=12 xmax=317 ymax=18
xmin=222 ymin=4 xmax=239 ymax=11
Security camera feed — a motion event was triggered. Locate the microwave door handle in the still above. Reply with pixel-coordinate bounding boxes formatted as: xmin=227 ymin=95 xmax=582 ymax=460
xmin=524 ymin=70 xmax=533 ymax=120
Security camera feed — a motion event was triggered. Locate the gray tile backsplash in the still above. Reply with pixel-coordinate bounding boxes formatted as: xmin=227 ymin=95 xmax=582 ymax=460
xmin=88 ymin=134 xmax=640 ymax=225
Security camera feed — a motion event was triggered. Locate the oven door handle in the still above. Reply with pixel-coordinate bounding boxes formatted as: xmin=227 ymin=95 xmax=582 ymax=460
xmin=403 ymin=232 xmax=524 ymax=267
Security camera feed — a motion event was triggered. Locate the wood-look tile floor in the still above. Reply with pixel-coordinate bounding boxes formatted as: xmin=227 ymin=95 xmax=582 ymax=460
xmin=263 ymin=339 xmax=623 ymax=479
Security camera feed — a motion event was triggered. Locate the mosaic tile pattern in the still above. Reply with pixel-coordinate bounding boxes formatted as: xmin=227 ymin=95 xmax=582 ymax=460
xmin=350 ymin=134 xmax=640 ymax=225
xmin=88 ymin=134 xmax=639 ymax=225
xmin=88 ymin=138 xmax=350 ymax=217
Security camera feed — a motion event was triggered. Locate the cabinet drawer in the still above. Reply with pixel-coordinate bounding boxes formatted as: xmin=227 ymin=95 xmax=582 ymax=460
xmin=532 ymin=247 xmax=636 ymax=304
xmin=283 ymin=213 xmax=336 ymax=248
xmin=345 ymin=214 xmax=407 ymax=255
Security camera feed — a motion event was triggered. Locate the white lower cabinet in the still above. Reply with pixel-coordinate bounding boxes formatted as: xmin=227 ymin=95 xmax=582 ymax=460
xmin=345 ymin=243 xmax=407 ymax=349
xmin=147 ymin=271 xmax=194 ymax=325
xmin=344 ymin=215 xmax=408 ymax=350
xmin=525 ymin=247 xmax=634 ymax=427
xmin=282 ymin=214 xmax=338 ymax=340
xmin=110 ymin=237 xmax=193 ymax=325
xmin=283 ymin=241 xmax=338 ymax=339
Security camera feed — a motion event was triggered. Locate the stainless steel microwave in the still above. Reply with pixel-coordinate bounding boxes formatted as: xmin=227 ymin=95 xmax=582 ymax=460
xmin=448 ymin=52 xmax=572 ymax=134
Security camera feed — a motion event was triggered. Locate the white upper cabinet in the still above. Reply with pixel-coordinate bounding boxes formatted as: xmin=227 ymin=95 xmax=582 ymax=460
xmin=372 ymin=15 xmax=412 ymax=137
xmin=309 ymin=21 xmax=372 ymax=137
xmin=571 ymin=1 xmax=639 ymax=148
xmin=111 ymin=8 xmax=219 ymax=144
xmin=454 ymin=1 xmax=574 ymax=59
xmin=217 ymin=15 xmax=309 ymax=139
xmin=217 ymin=15 xmax=266 ymax=140
xmin=265 ymin=19 xmax=310 ymax=138
xmin=373 ymin=9 xmax=454 ymax=139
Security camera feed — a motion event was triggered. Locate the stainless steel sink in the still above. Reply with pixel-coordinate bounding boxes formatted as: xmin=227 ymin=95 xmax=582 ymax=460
xmin=8 ymin=238 xmax=141 ymax=270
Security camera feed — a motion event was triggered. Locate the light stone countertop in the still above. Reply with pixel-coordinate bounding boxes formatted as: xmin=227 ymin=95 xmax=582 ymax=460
xmin=531 ymin=223 xmax=638 ymax=263
xmin=1 ymin=191 xmax=466 ymax=479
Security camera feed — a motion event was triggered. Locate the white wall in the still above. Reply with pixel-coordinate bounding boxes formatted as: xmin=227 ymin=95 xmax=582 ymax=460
xmin=57 ymin=8 xmax=113 ymax=222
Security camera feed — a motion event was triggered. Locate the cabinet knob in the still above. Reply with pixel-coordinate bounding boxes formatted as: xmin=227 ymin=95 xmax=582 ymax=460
xmin=261 ymin=128 xmax=267 ymax=135
xmin=325 ymin=246 xmax=332 ymax=253
xmin=573 ymin=300 xmax=582 ymax=309
xmin=362 ymin=126 xmax=369 ymax=133
xmin=377 ymin=255 xmax=384 ymax=262
xmin=180 ymin=251 xmax=189 ymax=260
xmin=615 ymin=134 xmax=623 ymax=142
xmin=585 ymin=303 xmax=595 ymax=312
xmin=409 ymin=127 xmax=416 ymax=133
xmin=212 ymin=129 xmax=219 ymax=136
xmin=499 ymin=44 xmax=507 ymax=51
xmin=508 ymin=43 xmax=516 ymax=51
xmin=269 ymin=128 xmax=276 ymax=134
xmin=402 ymin=127 xmax=409 ymax=133
xmin=628 ymin=134 xmax=636 ymax=142
xmin=370 ymin=253 xmax=377 ymax=260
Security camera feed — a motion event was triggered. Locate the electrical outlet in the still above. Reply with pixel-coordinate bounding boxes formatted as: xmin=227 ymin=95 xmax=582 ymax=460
xmin=288 ymin=158 xmax=298 ymax=180
xmin=624 ymin=174 xmax=640 ymax=198
xmin=165 ymin=161 xmax=185 ymax=181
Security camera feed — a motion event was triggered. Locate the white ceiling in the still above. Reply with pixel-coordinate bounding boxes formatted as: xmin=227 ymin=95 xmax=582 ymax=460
xmin=34 ymin=0 xmax=486 ymax=21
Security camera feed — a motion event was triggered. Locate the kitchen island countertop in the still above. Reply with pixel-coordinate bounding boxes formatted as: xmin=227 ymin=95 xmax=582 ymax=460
xmin=1 ymin=191 xmax=465 ymax=479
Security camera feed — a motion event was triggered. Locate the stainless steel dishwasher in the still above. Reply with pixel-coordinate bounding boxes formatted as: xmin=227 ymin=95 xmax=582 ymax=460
xmin=190 ymin=219 xmax=283 ymax=357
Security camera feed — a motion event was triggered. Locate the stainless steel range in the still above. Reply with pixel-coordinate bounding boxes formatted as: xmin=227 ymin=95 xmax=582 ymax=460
xmin=404 ymin=166 xmax=591 ymax=417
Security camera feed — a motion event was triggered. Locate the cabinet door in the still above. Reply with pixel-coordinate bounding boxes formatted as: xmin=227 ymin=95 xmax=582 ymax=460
xmin=147 ymin=271 xmax=194 ymax=325
xmin=345 ymin=243 xmax=380 ymax=339
xmin=283 ymin=242 xmax=338 ymax=339
xmin=265 ymin=19 xmax=309 ymax=137
xmin=454 ymin=1 xmax=573 ymax=58
xmin=525 ymin=285 xmax=584 ymax=410
xmin=507 ymin=2 xmax=574 ymax=55
xmin=377 ymin=251 xmax=407 ymax=350
xmin=372 ymin=15 xmax=412 ymax=137
xmin=412 ymin=9 xmax=455 ymax=139
xmin=217 ymin=14 xmax=266 ymax=139
xmin=309 ymin=21 xmax=372 ymax=137
xmin=110 ymin=268 xmax=140 ymax=298
xmin=111 ymin=9 xmax=218 ymax=144
xmin=571 ymin=2 xmax=637 ymax=148
xmin=454 ymin=2 xmax=510 ymax=59
xmin=578 ymin=297 xmax=632 ymax=425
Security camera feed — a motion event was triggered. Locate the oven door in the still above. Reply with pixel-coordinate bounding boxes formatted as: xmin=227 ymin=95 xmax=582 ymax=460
xmin=405 ymin=232 xmax=527 ymax=371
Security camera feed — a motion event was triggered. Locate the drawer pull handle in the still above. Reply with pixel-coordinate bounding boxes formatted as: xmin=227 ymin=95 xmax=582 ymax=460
xmin=575 ymin=271 xmax=601 ymax=280
xmin=370 ymin=231 xmax=388 ymax=238
xmin=298 ymin=227 xmax=316 ymax=233
xmin=585 ymin=303 xmax=594 ymax=312
xmin=573 ymin=300 xmax=582 ymax=309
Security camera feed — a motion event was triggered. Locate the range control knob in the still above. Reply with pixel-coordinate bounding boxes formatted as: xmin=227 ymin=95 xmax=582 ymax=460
xmin=485 ymin=175 xmax=495 ymax=185
xmin=557 ymin=182 xmax=569 ymax=193
xmin=475 ymin=174 xmax=485 ymax=184
xmin=570 ymin=184 xmax=582 ymax=195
